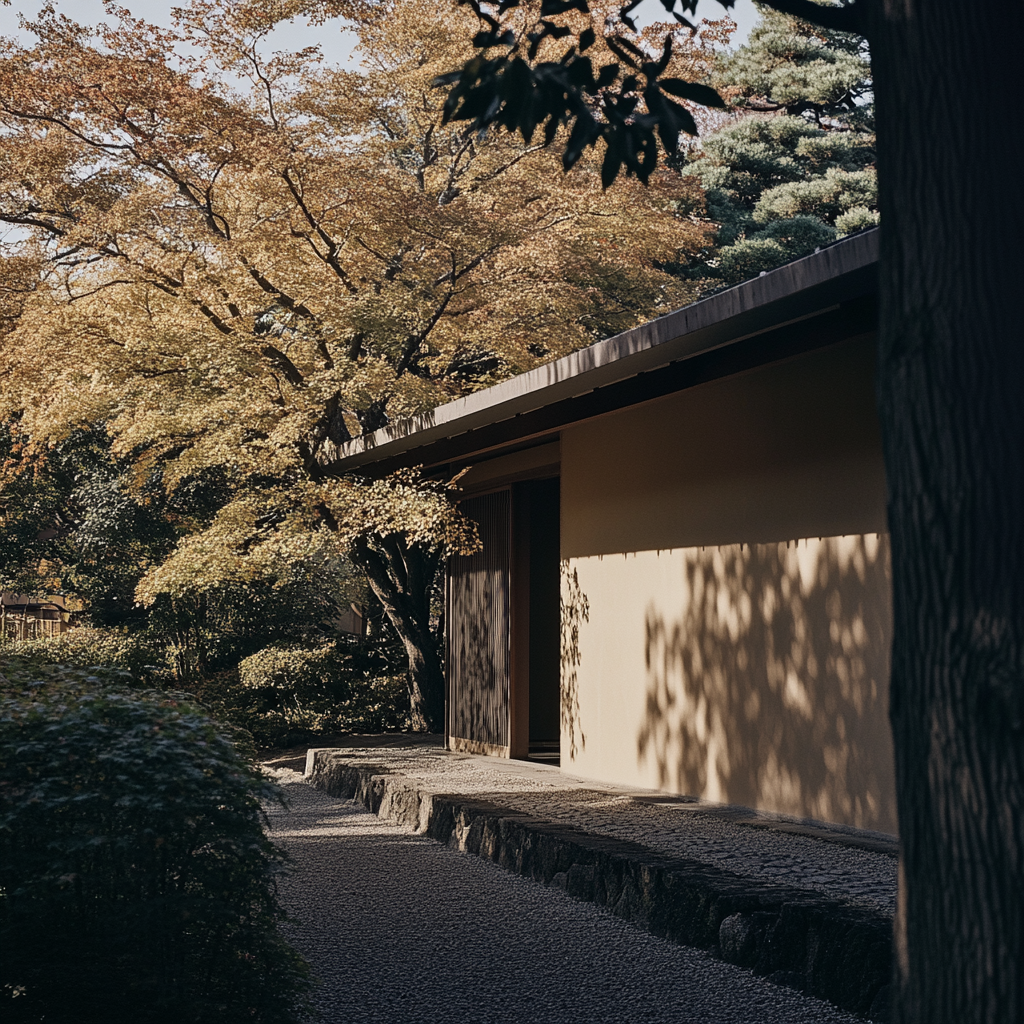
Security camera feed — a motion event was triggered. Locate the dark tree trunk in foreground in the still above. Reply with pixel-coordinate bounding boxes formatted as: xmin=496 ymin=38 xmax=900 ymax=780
xmin=863 ymin=0 xmax=1024 ymax=1019
xmin=350 ymin=535 xmax=445 ymax=733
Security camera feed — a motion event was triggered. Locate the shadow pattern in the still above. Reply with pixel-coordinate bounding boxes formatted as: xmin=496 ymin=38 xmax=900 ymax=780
xmin=560 ymin=560 xmax=589 ymax=759
xmin=637 ymin=535 xmax=895 ymax=832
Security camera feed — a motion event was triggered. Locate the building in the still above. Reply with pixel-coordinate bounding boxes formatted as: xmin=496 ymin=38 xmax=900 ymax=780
xmin=336 ymin=228 xmax=895 ymax=834
xmin=1 ymin=592 xmax=81 ymax=642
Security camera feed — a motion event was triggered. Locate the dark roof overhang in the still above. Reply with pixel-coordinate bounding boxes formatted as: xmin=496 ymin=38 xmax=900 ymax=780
xmin=335 ymin=228 xmax=879 ymax=477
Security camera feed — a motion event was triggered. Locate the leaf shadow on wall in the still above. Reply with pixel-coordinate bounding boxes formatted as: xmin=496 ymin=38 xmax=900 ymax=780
xmin=560 ymin=560 xmax=589 ymax=760
xmin=636 ymin=535 xmax=896 ymax=832
xmin=449 ymin=566 xmax=509 ymax=747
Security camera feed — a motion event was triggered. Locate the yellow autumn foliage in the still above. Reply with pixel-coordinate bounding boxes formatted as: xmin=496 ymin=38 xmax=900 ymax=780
xmin=0 ymin=0 xmax=722 ymax=670
xmin=0 ymin=0 xmax=717 ymax=460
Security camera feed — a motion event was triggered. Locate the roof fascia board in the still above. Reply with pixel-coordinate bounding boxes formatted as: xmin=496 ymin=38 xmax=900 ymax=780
xmin=337 ymin=229 xmax=879 ymax=470
xmin=383 ymin=297 xmax=876 ymax=478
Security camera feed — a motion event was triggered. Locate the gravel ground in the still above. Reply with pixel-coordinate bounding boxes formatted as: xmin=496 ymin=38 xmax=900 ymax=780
xmin=299 ymin=746 xmax=898 ymax=915
xmin=268 ymin=775 xmax=861 ymax=1024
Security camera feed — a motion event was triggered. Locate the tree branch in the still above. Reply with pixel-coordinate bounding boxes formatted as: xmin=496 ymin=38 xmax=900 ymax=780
xmin=235 ymin=253 xmax=318 ymax=321
xmin=0 ymin=210 xmax=71 ymax=235
xmin=394 ymin=288 xmax=454 ymax=379
xmin=349 ymin=534 xmax=418 ymax=636
xmin=464 ymin=144 xmax=547 ymax=193
xmin=281 ymin=167 xmax=359 ymax=295
xmin=259 ymin=344 xmax=305 ymax=386
xmin=67 ymin=279 xmax=136 ymax=301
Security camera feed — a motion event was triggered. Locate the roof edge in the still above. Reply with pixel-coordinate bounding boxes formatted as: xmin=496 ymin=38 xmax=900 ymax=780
xmin=337 ymin=228 xmax=879 ymax=469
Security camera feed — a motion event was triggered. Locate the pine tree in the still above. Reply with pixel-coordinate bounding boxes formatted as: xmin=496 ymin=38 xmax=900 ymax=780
xmin=686 ymin=3 xmax=876 ymax=284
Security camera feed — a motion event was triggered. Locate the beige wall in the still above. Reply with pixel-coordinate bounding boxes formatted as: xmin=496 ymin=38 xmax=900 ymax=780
xmin=559 ymin=334 xmax=897 ymax=832
xmin=561 ymin=333 xmax=887 ymax=557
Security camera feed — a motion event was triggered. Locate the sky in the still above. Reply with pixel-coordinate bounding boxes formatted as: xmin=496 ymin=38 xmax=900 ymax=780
xmin=0 ymin=0 xmax=759 ymax=68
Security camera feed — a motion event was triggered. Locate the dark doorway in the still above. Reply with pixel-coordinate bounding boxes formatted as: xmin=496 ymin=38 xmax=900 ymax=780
xmin=524 ymin=478 xmax=560 ymax=763
xmin=446 ymin=479 xmax=559 ymax=762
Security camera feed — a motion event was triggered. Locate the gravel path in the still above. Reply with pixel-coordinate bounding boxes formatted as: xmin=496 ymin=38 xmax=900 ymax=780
xmin=269 ymin=776 xmax=861 ymax=1024
xmin=301 ymin=747 xmax=898 ymax=915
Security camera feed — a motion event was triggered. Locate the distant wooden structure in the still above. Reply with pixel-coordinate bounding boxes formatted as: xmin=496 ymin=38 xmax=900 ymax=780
xmin=1 ymin=593 xmax=81 ymax=642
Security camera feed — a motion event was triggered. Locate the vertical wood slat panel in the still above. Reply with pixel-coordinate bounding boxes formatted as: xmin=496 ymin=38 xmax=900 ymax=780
xmin=446 ymin=490 xmax=511 ymax=751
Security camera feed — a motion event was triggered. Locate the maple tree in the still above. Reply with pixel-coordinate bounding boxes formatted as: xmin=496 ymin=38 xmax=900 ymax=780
xmin=0 ymin=0 xmax=715 ymax=730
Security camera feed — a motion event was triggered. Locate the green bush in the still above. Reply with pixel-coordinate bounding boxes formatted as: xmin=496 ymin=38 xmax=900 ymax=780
xmin=225 ymin=640 xmax=410 ymax=745
xmin=714 ymin=217 xmax=839 ymax=285
xmin=835 ymin=205 xmax=880 ymax=235
xmin=0 ymin=658 xmax=312 ymax=1023
xmin=7 ymin=622 xmax=413 ymax=748
xmin=5 ymin=626 xmax=169 ymax=683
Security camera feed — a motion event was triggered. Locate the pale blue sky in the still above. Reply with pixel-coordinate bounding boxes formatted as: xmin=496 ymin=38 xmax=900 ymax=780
xmin=0 ymin=0 xmax=758 ymax=67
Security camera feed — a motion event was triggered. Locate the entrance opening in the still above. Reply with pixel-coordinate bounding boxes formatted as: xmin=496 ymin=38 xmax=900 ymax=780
xmin=446 ymin=476 xmax=559 ymax=763
xmin=524 ymin=478 xmax=560 ymax=764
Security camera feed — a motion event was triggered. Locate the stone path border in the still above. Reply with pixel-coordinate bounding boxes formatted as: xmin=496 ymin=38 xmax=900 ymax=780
xmin=304 ymin=749 xmax=894 ymax=1021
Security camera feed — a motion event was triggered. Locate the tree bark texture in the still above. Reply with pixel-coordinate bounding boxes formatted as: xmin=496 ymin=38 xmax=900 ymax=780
xmin=350 ymin=535 xmax=444 ymax=733
xmin=865 ymin=0 xmax=1024 ymax=1019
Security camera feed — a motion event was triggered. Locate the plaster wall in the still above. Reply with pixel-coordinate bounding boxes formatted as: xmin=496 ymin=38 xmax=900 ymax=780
xmin=559 ymin=334 xmax=897 ymax=832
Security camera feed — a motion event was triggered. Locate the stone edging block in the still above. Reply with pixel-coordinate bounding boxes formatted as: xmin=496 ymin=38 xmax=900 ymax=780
xmin=304 ymin=750 xmax=893 ymax=1021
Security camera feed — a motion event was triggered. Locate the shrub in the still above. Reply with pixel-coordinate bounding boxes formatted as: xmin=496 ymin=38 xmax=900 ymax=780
xmin=835 ymin=205 xmax=880 ymax=235
xmin=4 ymin=626 xmax=169 ymax=683
xmin=228 ymin=640 xmax=410 ymax=745
xmin=0 ymin=658 xmax=312 ymax=1024
xmin=752 ymin=167 xmax=878 ymax=227
xmin=6 ymin=622 xmax=413 ymax=748
xmin=714 ymin=216 xmax=839 ymax=285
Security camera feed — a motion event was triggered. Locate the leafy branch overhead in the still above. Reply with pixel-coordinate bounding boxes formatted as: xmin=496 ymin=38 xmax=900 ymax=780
xmin=439 ymin=0 xmax=726 ymax=185
xmin=319 ymin=469 xmax=481 ymax=557
xmin=440 ymin=0 xmax=864 ymax=185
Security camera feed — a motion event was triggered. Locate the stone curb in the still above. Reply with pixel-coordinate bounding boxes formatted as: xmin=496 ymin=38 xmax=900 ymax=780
xmin=305 ymin=750 xmax=893 ymax=1021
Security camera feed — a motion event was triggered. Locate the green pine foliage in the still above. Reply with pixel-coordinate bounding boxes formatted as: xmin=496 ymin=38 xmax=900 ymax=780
xmin=685 ymin=2 xmax=876 ymax=285
xmin=0 ymin=659 xmax=312 ymax=1023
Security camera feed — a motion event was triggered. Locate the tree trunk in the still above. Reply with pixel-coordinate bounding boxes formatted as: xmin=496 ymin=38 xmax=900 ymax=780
xmin=865 ymin=0 xmax=1024 ymax=1018
xmin=350 ymin=535 xmax=444 ymax=733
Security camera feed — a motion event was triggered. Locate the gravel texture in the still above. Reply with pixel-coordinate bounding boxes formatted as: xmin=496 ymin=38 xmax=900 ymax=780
xmin=268 ymin=775 xmax=862 ymax=1024
xmin=298 ymin=746 xmax=898 ymax=916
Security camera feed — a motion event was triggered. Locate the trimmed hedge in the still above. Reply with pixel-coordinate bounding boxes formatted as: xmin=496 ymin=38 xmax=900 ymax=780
xmin=0 ymin=658 xmax=312 ymax=1023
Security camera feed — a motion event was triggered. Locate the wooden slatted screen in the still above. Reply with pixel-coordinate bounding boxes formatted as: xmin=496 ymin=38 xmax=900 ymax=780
xmin=446 ymin=490 xmax=511 ymax=754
